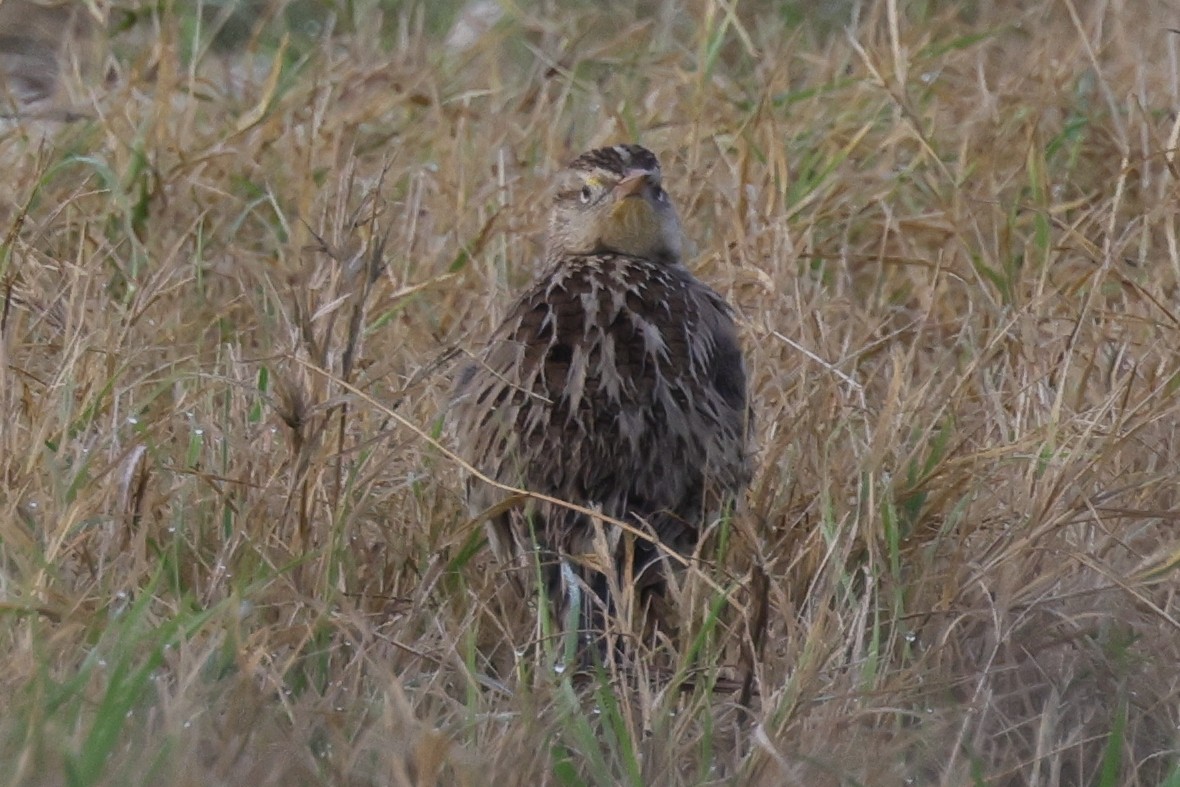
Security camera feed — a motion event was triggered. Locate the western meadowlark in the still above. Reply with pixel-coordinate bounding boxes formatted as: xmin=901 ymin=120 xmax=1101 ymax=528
xmin=450 ymin=144 xmax=752 ymax=656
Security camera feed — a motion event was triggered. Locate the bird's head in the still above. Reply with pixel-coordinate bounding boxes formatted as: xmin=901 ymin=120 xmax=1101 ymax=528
xmin=547 ymin=144 xmax=683 ymax=264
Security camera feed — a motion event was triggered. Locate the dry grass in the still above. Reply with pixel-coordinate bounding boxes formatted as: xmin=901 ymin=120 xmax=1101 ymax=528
xmin=2 ymin=0 xmax=1180 ymax=784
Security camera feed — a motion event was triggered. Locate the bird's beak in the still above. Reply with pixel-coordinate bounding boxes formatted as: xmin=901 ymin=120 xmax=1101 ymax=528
xmin=613 ymin=169 xmax=654 ymax=199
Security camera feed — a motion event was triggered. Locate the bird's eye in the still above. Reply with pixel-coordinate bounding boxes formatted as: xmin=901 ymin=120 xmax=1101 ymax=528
xmin=579 ymin=185 xmax=593 ymax=204
xmin=652 ymin=185 xmax=666 ymax=202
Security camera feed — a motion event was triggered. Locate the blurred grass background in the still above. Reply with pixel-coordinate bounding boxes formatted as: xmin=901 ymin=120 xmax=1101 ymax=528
xmin=2 ymin=0 xmax=1180 ymax=785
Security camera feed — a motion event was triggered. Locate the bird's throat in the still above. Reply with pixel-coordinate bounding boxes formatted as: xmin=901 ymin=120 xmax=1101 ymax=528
xmin=599 ymin=198 xmax=679 ymax=261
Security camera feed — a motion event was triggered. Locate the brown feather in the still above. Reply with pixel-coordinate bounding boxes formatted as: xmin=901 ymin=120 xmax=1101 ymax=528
xmin=449 ymin=145 xmax=752 ymax=644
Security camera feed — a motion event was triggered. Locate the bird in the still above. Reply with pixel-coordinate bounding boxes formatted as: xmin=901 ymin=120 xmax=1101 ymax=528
xmin=449 ymin=143 xmax=752 ymax=661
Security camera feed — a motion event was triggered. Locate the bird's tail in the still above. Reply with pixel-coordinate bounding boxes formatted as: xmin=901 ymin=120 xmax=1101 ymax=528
xmin=546 ymin=531 xmax=670 ymax=669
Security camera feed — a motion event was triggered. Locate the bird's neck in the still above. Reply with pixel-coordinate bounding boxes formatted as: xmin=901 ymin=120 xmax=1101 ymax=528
xmin=546 ymin=245 xmax=682 ymax=267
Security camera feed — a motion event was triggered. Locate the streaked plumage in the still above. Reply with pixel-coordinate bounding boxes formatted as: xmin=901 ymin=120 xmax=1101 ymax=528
xmin=450 ymin=144 xmax=752 ymax=650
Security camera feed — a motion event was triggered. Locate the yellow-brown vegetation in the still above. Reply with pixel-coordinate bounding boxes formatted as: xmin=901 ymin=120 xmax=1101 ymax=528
xmin=1 ymin=1 xmax=1179 ymax=784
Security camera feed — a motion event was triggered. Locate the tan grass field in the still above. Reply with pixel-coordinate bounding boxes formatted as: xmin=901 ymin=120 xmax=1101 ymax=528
xmin=2 ymin=0 xmax=1180 ymax=784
